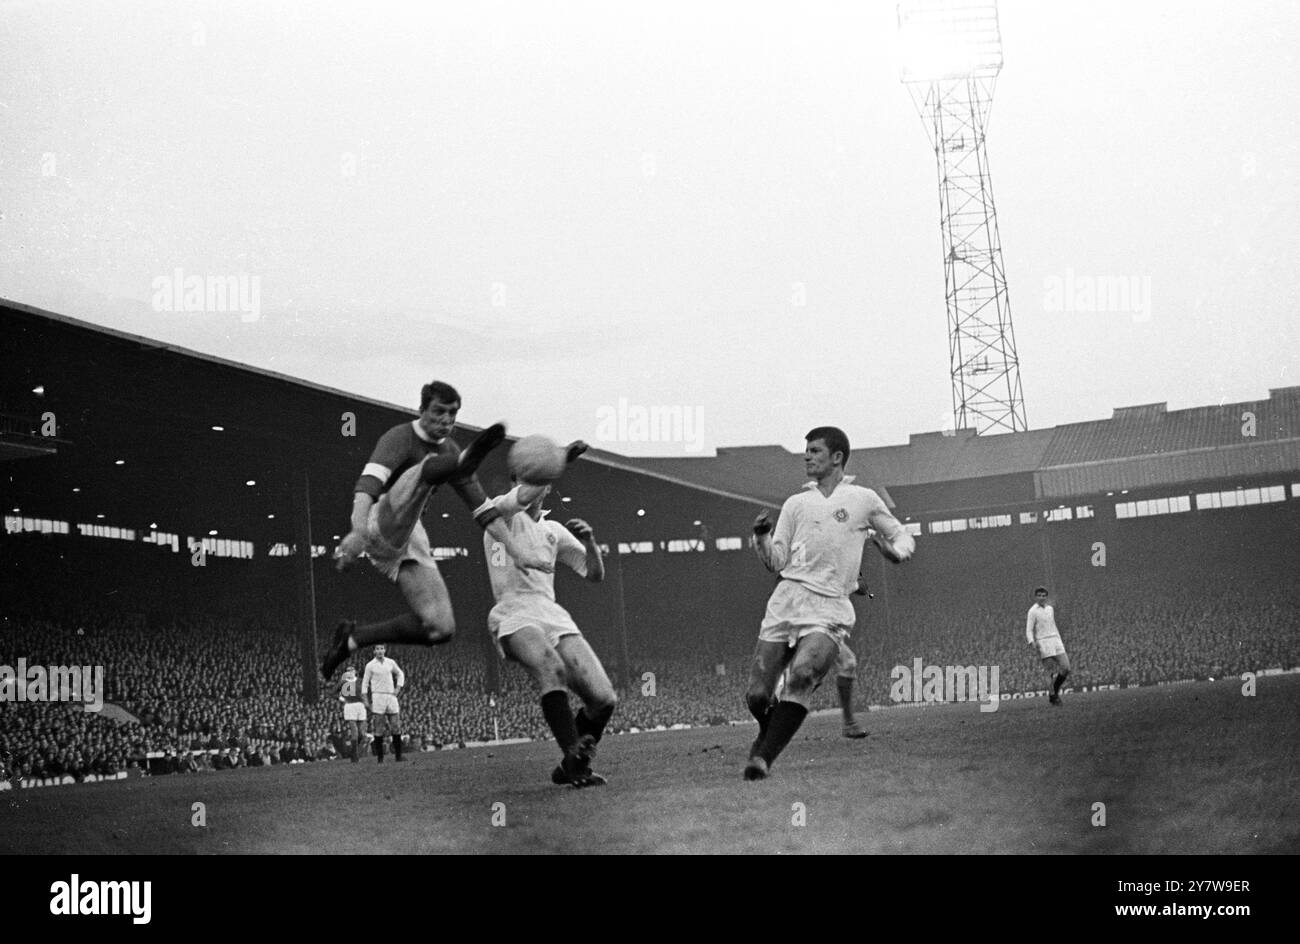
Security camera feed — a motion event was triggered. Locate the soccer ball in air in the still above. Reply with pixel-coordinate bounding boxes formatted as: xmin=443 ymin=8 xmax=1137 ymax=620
xmin=508 ymin=434 xmax=566 ymax=484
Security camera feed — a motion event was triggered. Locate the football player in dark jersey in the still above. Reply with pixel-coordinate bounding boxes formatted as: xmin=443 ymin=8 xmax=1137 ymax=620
xmin=321 ymin=380 xmax=557 ymax=679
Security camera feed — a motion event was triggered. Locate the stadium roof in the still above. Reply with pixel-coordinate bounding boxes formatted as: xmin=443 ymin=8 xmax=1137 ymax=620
xmin=615 ymin=391 xmax=1300 ymax=510
xmin=2 ymin=300 xmax=780 ymax=550
xmin=5 ymin=299 xmax=1299 ymax=540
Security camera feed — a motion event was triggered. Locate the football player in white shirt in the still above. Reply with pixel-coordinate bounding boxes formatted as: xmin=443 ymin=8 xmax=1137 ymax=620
xmin=483 ymin=446 xmax=617 ymax=788
xmin=746 ymin=427 xmax=915 ymax=780
xmin=1026 ymin=587 xmax=1071 ymax=705
xmin=362 ymin=644 xmax=406 ymax=761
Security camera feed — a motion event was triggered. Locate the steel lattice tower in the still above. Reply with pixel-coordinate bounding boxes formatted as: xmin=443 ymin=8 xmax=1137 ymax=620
xmin=899 ymin=0 xmax=1027 ymax=434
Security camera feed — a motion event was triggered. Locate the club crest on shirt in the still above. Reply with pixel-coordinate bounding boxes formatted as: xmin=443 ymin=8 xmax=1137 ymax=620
xmin=547 ymin=532 xmax=558 ymax=545
xmin=833 ymin=508 xmax=849 ymax=522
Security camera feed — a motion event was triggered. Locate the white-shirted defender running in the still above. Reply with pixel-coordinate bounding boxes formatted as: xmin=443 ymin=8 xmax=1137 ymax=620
xmin=482 ymin=442 xmax=617 ymax=788
xmin=746 ymin=426 xmax=915 ymax=781
xmin=362 ymin=644 xmax=406 ymax=761
xmin=1027 ymin=587 xmax=1071 ymax=705
xmin=321 ymin=381 xmax=552 ymax=682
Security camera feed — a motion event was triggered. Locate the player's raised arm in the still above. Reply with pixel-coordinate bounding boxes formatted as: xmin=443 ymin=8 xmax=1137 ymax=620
xmin=561 ymin=518 xmax=604 ymax=583
xmin=751 ymin=505 xmax=791 ymax=572
xmin=865 ymin=494 xmax=915 ymax=563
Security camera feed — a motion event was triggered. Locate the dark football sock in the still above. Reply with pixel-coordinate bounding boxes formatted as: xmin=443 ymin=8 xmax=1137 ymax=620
xmin=1053 ymin=671 xmax=1068 ymax=694
xmin=376 ymin=738 xmax=385 ymax=762
xmin=541 ymin=690 xmax=579 ymax=753
xmin=759 ymin=701 xmax=808 ymax=766
xmin=575 ymin=703 xmax=614 ymax=744
xmin=836 ymin=676 xmax=856 ymax=724
xmin=352 ymin=613 xmax=443 ymax=648
xmin=392 ymin=734 xmax=402 ymax=759
xmin=746 ymin=693 xmax=774 ymax=756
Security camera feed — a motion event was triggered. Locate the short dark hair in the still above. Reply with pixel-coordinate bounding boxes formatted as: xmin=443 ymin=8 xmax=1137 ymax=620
xmin=805 ymin=426 xmax=850 ymax=468
xmin=420 ymin=381 xmax=461 ymax=412
xmin=1034 ymin=587 xmax=1049 ymax=596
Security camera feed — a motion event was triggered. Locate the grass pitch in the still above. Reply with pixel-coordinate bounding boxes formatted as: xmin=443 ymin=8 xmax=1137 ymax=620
xmin=2 ymin=675 xmax=1296 ymax=854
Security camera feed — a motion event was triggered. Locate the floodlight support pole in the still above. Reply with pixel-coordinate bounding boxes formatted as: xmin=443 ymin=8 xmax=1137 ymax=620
xmin=612 ymin=546 xmax=633 ymax=695
xmin=294 ymin=469 xmax=320 ymax=704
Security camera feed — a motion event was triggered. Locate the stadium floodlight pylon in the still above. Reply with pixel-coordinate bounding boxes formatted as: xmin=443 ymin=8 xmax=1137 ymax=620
xmin=899 ymin=0 xmax=1027 ymax=434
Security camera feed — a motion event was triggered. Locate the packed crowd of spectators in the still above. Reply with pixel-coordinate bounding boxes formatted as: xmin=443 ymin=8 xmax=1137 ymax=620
xmin=3 ymin=563 xmax=1297 ymax=785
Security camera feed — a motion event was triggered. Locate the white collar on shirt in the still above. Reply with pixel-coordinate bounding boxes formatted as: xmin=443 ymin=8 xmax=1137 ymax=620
xmin=802 ymin=474 xmax=856 ymax=492
xmin=410 ymin=420 xmax=445 ymax=445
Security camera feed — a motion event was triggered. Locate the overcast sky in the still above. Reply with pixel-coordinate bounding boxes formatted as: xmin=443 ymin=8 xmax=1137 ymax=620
xmin=3 ymin=0 xmax=1297 ymax=456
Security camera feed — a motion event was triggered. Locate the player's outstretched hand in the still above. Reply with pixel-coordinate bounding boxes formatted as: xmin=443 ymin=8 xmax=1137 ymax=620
xmin=335 ymin=531 xmax=368 ymax=572
xmin=564 ymin=440 xmax=589 ymax=464
xmin=564 ymin=518 xmax=594 ymax=542
xmin=753 ymin=512 xmax=772 ymax=536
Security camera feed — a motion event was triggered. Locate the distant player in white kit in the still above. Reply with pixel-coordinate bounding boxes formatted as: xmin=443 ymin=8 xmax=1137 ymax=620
xmin=483 ymin=448 xmax=618 ymax=788
xmin=362 ymin=644 xmax=406 ymax=762
xmin=746 ymin=427 xmax=915 ymax=780
xmin=1027 ymin=587 xmax=1071 ymax=705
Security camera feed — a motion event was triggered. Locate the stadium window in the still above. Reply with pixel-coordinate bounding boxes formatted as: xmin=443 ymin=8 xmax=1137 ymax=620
xmin=1018 ymin=511 xmax=1038 ymax=525
xmin=714 ymin=536 xmax=743 ymax=551
xmin=903 ymin=522 xmax=922 ymax=536
xmin=268 ymin=543 xmax=292 ymax=557
xmin=431 ymin=547 xmax=469 ymax=560
xmin=5 ymin=516 xmax=70 ymax=535
xmin=1076 ymin=505 xmax=1094 ymax=518
xmin=1044 ymin=508 xmax=1073 ymax=522
xmin=144 ymin=530 xmax=177 ymax=551
xmin=967 ymin=514 xmax=1011 ymax=530
xmin=617 ymin=542 xmax=654 ymax=554
xmin=1115 ymin=495 xmax=1191 ymax=519
xmin=1293 ymin=483 xmax=1300 ymax=498
xmin=1196 ymin=485 xmax=1287 ymax=511
xmin=78 ymin=521 xmax=137 ymax=541
xmin=666 ymin=539 xmax=705 ymax=553
xmin=312 ymin=545 xmax=327 ymax=558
